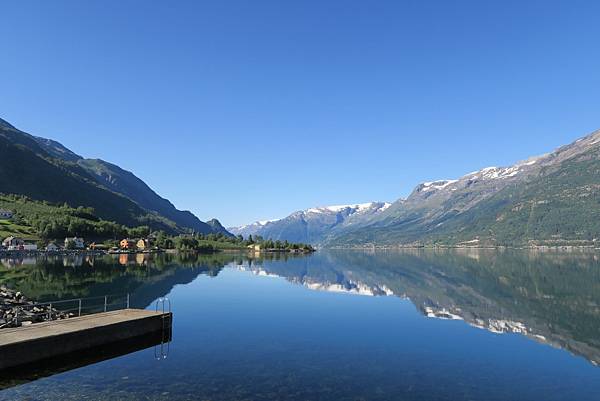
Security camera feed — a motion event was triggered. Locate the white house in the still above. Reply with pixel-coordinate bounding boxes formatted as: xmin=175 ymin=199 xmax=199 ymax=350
xmin=0 ymin=209 xmax=13 ymax=219
xmin=64 ymin=237 xmax=85 ymax=249
xmin=46 ymin=243 xmax=60 ymax=252
xmin=23 ymin=244 xmax=37 ymax=251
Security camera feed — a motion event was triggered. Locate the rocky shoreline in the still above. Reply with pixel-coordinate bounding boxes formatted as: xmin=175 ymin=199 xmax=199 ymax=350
xmin=0 ymin=286 xmax=71 ymax=329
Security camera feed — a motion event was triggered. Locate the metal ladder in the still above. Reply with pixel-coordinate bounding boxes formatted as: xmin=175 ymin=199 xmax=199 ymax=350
xmin=154 ymin=297 xmax=172 ymax=360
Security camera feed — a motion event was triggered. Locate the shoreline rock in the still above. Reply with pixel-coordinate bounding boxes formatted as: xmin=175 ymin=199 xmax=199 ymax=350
xmin=0 ymin=286 xmax=71 ymax=329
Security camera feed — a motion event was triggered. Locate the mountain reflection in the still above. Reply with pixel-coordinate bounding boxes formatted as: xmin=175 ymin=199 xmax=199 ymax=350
xmin=1 ymin=249 xmax=599 ymax=366
xmin=238 ymin=249 xmax=600 ymax=366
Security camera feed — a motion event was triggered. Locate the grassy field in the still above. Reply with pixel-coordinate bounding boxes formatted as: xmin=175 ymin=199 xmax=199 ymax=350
xmin=0 ymin=219 xmax=39 ymax=241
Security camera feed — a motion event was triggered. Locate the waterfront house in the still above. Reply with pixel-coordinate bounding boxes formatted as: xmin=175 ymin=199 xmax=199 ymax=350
xmin=136 ymin=238 xmax=152 ymax=250
xmin=120 ymin=239 xmax=136 ymax=250
xmin=46 ymin=243 xmax=60 ymax=252
xmin=64 ymin=237 xmax=85 ymax=249
xmin=23 ymin=243 xmax=37 ymax=251
xmin=2 ymin=236 xmax=25 ymax=250
xmin=0 ymin=209 xmax=13 ymax=219
xmin=247 ymin=244 xmax=261 ymax=252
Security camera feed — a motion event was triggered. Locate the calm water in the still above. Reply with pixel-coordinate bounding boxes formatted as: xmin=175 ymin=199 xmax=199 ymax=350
xmin=0 ymin=249 xmax=600 ymax=400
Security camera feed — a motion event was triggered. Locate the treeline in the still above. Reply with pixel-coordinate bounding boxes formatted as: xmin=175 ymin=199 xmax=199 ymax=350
xmin=245 ymin=235 xmax=315 ymax=251
xmin=152 ymin=232 xmax=315 ymax=253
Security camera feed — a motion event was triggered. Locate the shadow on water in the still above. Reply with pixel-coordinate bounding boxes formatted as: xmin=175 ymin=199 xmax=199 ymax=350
xmin=0 ymin=330 xmax=170 ymax=390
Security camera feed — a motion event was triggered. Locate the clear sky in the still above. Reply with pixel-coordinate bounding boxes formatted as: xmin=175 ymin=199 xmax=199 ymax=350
xmin=1 ymin=1 xmax=599 ymax=227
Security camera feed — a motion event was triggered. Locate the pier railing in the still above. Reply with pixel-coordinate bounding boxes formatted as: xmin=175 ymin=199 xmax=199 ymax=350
xmin=11 ymin=293 xmax=131 ymax=326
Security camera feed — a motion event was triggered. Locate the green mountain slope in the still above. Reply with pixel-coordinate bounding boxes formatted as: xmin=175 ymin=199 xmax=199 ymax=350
xmin=433 ymin=151 xmax=600 ymax=246
xmin=76 ymin=159 xmax=214 ymax=234
xmin=0 ymin=132 xmax=165 ymax=229
xmin=0 ymin=117 xmax=222 ymax=234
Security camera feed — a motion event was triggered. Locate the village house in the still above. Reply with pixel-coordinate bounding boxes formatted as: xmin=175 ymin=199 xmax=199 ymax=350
xmin=120 ymin=239 xmax=136 ymax=250
xmin=136 ymin=238 xmax=152 ymax=250
xmin=64 ymin=237 xmax=85 ymax=249
xmin=23 ymin=243 xmax=38 ymax=251
xmin=247 ymin=244 xmax=261 ymax=252
xmin=46 ymin=242 xmax=60 ymax=252
xmin=2 ymin=236 xmax=25 ymax=250
xmin=0 ymin=209 xmax=13 ymax=219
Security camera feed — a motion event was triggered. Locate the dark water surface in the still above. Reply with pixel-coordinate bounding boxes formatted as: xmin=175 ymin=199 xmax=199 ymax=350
xmin=0 ymin=249 xmax=599 ymax=400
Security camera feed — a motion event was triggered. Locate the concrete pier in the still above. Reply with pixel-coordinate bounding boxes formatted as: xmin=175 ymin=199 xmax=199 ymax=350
xmin=0 ymin=309 xmax=172 ymax=370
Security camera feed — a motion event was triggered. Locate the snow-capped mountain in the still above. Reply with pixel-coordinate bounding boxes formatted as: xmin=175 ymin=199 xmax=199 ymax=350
xmin=328 ymin=128 xmax=600 ymax=247
xmin=229 ymin=202 xmax=390 ymax=244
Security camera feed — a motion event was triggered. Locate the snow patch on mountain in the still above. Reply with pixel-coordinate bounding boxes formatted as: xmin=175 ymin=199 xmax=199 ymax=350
xmin=421 ymin=180 xmax=458 ymax=191
xmin=307 ymin=202 xmax=391 ymax=214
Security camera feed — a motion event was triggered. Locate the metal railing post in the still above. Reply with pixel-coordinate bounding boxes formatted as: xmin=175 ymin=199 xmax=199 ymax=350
xmin=49 ymin=303 xmax=53 ymax=320
xmin=78 ymin=299 xmax=82 ymax=317
xmin=126 ymin=293 xmax=130 ymax=309
xmin=104 ymin=296 xmax=107 ymax=312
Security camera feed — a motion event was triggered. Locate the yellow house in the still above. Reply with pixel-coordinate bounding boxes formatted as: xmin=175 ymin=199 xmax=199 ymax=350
xmin=136 ymin=239 xmax=151 ymax=250
xmin=247 ymin=244 xmax=261 ymax=252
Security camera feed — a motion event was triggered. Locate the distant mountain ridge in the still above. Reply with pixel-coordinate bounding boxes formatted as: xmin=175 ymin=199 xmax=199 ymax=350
xmin=327 ymin=128 xmax=600 ymax=247
xmin=0 ymin=116 xmax=228 ymax=235
xmin=229 ymin=202 xmax=390 ymax=244
xmin=233 ymin=127 xmax=600 ymax=247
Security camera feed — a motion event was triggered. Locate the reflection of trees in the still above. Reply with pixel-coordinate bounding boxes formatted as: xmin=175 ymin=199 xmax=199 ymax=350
xmin=0 ymin=252 xmax=241 ymax=305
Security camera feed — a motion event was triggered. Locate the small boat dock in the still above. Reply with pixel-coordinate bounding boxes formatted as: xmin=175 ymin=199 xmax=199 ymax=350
xmin=0 ymin=308 xmax=172 ymax=370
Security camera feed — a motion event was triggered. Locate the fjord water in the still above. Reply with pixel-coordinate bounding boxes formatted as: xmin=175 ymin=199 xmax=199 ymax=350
xmin=1 ymin=250 xmax=600 ymax=400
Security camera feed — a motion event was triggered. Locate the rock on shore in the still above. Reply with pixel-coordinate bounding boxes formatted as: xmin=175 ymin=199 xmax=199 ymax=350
xmin=0 ymin=286 xmax=72 ymax=329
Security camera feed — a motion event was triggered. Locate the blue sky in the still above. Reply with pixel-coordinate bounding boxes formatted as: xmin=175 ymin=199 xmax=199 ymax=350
xmin=1 ymin=1 xmax=599 ymax=227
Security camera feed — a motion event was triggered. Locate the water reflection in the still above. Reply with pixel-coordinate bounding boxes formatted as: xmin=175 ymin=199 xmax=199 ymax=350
xmin=1 ymin=250 xmax=600 ymax=400
xmin=236 ymin=249 xmax=600 ymax=366
xmin=1 ymin=249 xmax=599 ymax=367
xmin=0 ymin=252 xmax=235 ymax=307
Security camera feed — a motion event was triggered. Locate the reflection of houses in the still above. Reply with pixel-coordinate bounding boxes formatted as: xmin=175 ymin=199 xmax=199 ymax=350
xmin=120 ymin=239 xmax=136 ymax=250
xmin=0 ymin=209 xmax=13 ymax=219
xmin=136 ymin=253 xmax=148 ymax=266
xmin=64 ymin=237 xmax=85 ymax=249
xmin=118 ymin=253 xmax=129 ymax=266
xmin=1 ymin=257 xmax=37 ymax=267
xmin=136 ymin=239 xmax=152 ymax=250
xmin=62 ymin=254 xmax=84 ymax=267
